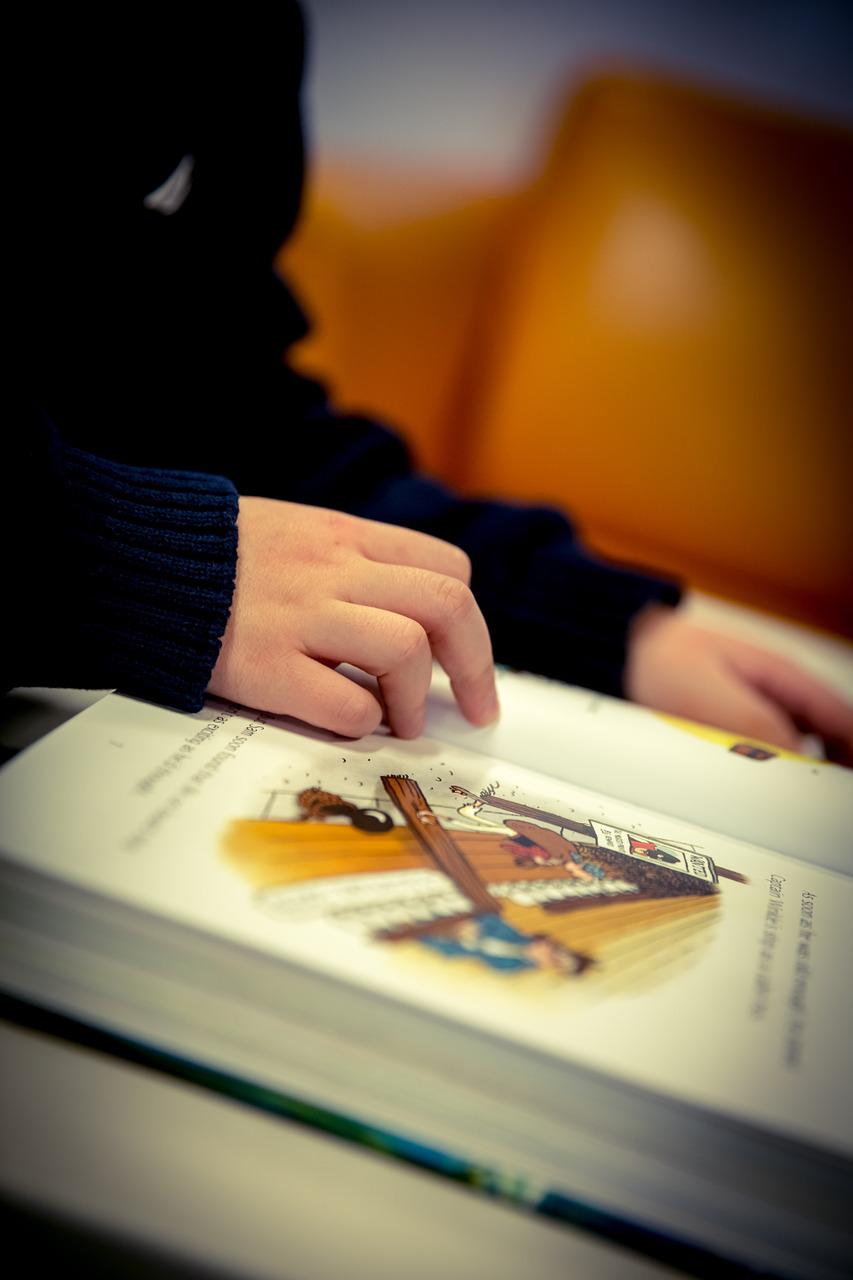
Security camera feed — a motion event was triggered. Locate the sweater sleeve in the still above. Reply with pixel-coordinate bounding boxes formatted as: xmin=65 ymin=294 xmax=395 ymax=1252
xmin=11 ymin=5 xmax=679 ymax=707
xmin=352 ymin=468 xmax=682 ymax=698
xmin=6 ymin=406 xmax=239 ymax=711
xmin=247 ymin=392 xmax=681 ymax=699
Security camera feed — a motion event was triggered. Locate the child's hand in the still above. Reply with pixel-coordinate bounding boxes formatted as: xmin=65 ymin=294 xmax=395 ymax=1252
xmin=208 ymin=497 xmax=498 ymax=738
xmin=626 ymin=606 xmax=853 ymax=765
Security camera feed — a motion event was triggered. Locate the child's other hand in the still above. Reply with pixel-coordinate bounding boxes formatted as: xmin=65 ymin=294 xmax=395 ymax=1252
xmin=208 ymin=497 xmax=498 ymax=738
xmin=626 ymin=606 xmax=853 ymax=766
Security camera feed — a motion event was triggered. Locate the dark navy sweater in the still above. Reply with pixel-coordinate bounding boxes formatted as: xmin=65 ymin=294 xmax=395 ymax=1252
xmin=9 ymin=4 xmax=678 ymax=711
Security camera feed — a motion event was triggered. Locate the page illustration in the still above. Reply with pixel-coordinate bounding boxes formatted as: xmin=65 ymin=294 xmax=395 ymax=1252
xmin=223 ymin=765 xmax=747 ymax=991
xmin=3 ymin=693 xmax=850 ymax=1157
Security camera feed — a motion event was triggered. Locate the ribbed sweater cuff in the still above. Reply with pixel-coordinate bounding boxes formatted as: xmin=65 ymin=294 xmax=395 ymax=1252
xmin=60 ymin=447 xmax=239 ymax=711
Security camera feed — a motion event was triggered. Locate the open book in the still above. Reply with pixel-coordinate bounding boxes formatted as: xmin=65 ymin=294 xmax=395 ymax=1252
xmin=1 ymin=671 xmax=851 ymax=1279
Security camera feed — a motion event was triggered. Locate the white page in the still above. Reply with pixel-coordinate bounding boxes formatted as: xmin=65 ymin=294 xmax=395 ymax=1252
xmin=1 ymin=692 xmax=851 ymax=1161
xmin=426 ymin=668 xmax=853 ymax=872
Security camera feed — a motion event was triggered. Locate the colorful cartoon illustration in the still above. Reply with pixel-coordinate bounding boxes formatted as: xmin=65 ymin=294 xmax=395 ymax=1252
xmin=223 ymin=772 xmax=746 ymax=986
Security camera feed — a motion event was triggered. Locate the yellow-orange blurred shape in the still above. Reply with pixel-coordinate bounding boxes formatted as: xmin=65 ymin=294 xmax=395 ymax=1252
xmin=281 ymin=75 xmax=853 ymax=634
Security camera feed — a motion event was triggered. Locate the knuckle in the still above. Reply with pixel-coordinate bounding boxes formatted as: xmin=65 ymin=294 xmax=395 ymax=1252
xmin=389 ymin=618 xmax=429 ymax=665
xmin=468 ymin=657 xmax=496 ymax=687
xmin=448 ymin=544 xmax=472 ymax=583
xmin=322 ymin=508 xmax=356 ymax=544
xmin=334 ymin=685 xmax=379 ymax=735
xmin=435 ymin=575 xmax=474 ymax=622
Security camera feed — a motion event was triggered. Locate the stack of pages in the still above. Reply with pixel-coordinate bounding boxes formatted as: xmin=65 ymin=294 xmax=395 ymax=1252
xmin=1 ymin=670 xmax=851 ymax=1279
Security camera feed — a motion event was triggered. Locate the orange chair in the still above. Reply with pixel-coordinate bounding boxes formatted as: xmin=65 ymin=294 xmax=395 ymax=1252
xmin=459 ymin=74 xmax=853 ymax=634
xmin=281 ymin=75 xmax=853 ymax=635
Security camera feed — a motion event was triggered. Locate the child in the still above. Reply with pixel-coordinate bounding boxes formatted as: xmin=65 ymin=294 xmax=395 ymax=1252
xmin=9 ymin=5 xmax=851 ymax=761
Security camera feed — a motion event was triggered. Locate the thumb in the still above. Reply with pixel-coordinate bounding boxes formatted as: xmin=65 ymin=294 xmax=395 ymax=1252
xmin=698 ymin=662 xmax=802 ymax=751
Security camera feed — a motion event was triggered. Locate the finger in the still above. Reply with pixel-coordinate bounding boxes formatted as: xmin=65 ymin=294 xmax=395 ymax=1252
xmin=345 ymin=563 xmax=498 ymax=727
xmin=692 ymin=661 xmax=802 ymax=751
xmin=273 ymin=652 xmax=384 ymax=738
xmin=346 ymin=514 xmax=471 ymax=583
xmin=729 ymin=649 xmax=853 ymax=765
xmin=305 ymin=602 xmax=434 ymax=739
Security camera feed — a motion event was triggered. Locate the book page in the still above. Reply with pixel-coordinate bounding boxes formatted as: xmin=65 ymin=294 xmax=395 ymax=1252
xmin=1 ymin=692 xmax=851 ymax=1162
xmin=425 ymin=668 xmax=853 ymax=873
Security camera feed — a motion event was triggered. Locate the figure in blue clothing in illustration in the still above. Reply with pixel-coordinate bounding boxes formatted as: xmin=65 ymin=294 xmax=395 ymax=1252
xmin=225 ymin=771 xmax=747 ymax=986
xmin=419 ymin=913 xmax=592 ymax=975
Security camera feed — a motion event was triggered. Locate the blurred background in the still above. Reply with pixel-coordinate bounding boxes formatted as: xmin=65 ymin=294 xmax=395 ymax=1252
xmin=282 ymin=0 xmax=853 ymax=635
